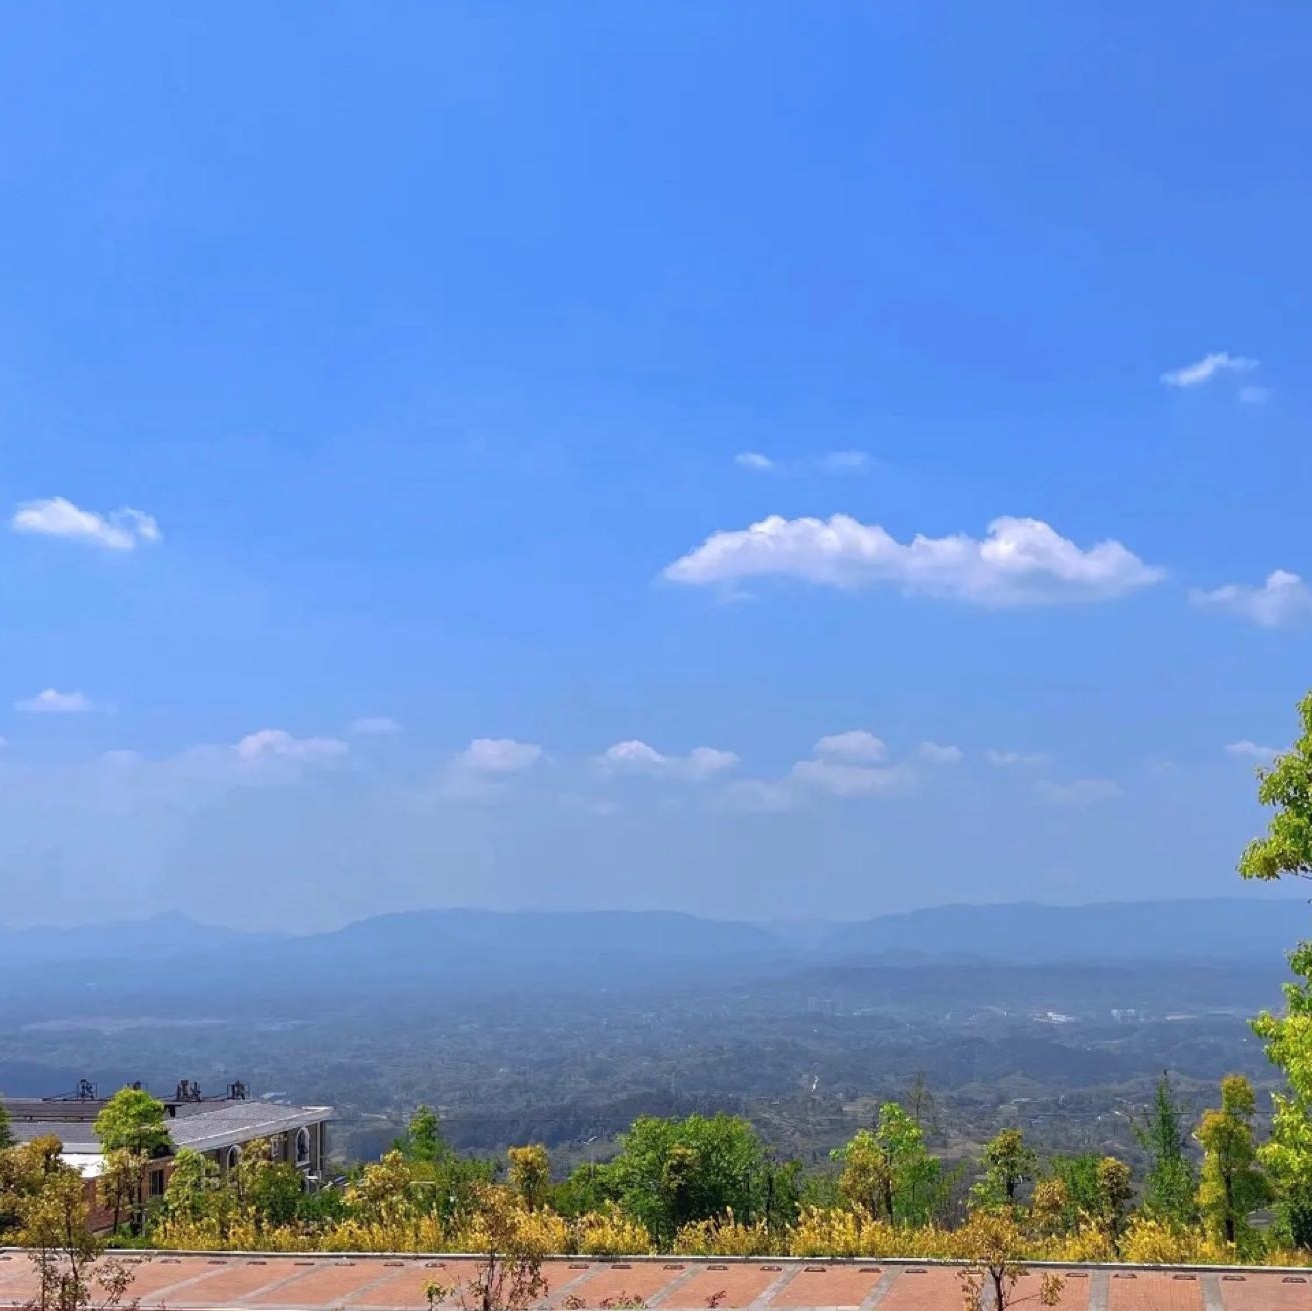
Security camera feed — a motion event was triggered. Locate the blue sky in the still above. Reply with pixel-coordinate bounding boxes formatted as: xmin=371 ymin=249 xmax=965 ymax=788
xmin=1 ymin=4 xmax=1309 ymax=928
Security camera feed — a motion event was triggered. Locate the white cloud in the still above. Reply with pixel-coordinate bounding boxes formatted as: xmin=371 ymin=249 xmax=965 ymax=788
xmin=15 ymin=688 xmax=95 ymax=714
xmin=436 ymin=737 xmax=546 ymax=802
xmin=792 ymin=757 xmax=915 ymax=798
xmin=664 ymin=514 xmax=1163 ymax=606
xmin=814 ymin=730 xmax=888 ymax=763
xmin=1239 ymin=385 xmax=1271 ymax=405
xmin=1035 ymin=778 xmax=1121 ymax=806
xmin=233 ymin=729 xmax=349 ymax=764
xmin=818 ymin=450 xmax=872 ymax=473
xmin=350 ymin=716 xmax=403 ymax=735
xmin=1160 ymin=352 xmax=1258 ymax=388
xmin=458 ymin=738 xmax=544 ymax=774
xmin=683 ymin=746 xmax=742 ymax=780
xmin=10 ymin=497 xmax=160 ymax=551
xmin=1225 ymin=740 xmax=1279 ymax=763
xmin=595 ymin=739 xmax=740 ymax=782
xmin=919 ymin=741 xmax=963 ymax=764
xmin=734 ymin=450 xmax=873 ymax=476
xmin=1191 ymin=570 xmax=1312 ymax=628
xmin=986 ymin=749 xmax=1048 ymax=768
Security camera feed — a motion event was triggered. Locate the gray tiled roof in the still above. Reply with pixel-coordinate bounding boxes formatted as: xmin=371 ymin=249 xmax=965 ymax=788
xmin=8 ymin=1101 xmax=331 ymax=1156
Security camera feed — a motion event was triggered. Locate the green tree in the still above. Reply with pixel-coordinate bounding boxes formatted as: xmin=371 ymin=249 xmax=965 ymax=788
xmin=394 ymin=1108 xmax=497 ymax=1225
xmin=507 ymin=1145 xmax=550 ymax=1209
xmin=1134 ymin=1072 xmax=1197 ymax=1225
xmin=233 ymin=1139 xmax=304 ymax=1231
xmin=832 ymin=1104 xmax=943 ymax=1226
xmin=1197 ymin=1074 xmax=1271 ymax=1252
xmin=972 ymin=1128 xmax=1037 ymax=1212
xmin=608 ymin=1114 xmax=769 ymax=1244
xmin=92 ymin=1088 xmax=169 ymax=1157
xmin=1236 ymin=693 xmax=1312 ymax=1245
xmin=399 ymin=1105 xmax=445 ymax=1166
xmin=1 ymin=1135 xmax=65 ymax=1241
xmin=161 ymin=1147 xmax=221 ymax=1226
xmin=1042 ymin=1154 xmax=1099 ymax=1232
xmin=1254 ymin=942 xmax=1312 ymax=1247
xmin=92 ymin=1088 xmax=168 ymax=1236
xmin=97 ymin=1149 xmax=148 ymax=1236
xmin=1237 ymin=690 xmax=1312 ymax=883
xmin=0 ymin=1101 xmax=13 ymax=1151
xmin=1093 ymin=1157 xmax=1134 ymax=1255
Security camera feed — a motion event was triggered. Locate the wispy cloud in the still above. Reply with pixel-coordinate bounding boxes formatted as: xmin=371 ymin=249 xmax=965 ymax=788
xmin=349 ymin=716 xmax=403 ymax=735
xmin=1035 ymin=778 xmax=1121 ymax=806
xmin=11 ymin=497 xmax=160 ymax=551
xmin=817 ymin=450 xmax=872 ymax=473
xmin=665 ymin=515 xmax=1163 ymax=606
xmin=1225 ymin=740 xmax=1279 ymax=763
xmin=233 ymin=729 xmax=349 ymax=764
xmin=986 ymin=749 xmax=1048 ymax=768
xmin=456 ymin=738 xmax=545 ymax=774
xmin=439 ymin=737 xmax=545 ymax=802
xmin=792 ymin=757 xmax=915 ymax=798
xmin=1191 ymin=570 xmax=1312 ymax=628
xmin=919 ymin=741 xmax=963 ymax=764
xmin=14 ymin=688 xmax=96 ymax=714
xmin=1160 ymin=352 xmax=1258 ymax=388
xmin=595 ymin=739 xmax=740 ymax=782
xmin=814 ymin=730 xmax=887 ymax=763
xmin=733 ymin=451 xmax=873 ymax=476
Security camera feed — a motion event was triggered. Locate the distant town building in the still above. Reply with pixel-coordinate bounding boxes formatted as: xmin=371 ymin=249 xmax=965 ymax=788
xmin=2 ymin=1079 xmax=332 ymax=1230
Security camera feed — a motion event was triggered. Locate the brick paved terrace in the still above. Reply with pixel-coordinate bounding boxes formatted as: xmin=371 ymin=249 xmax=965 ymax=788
xmin=4 ymin=1251 xmax=1312 ymax=1310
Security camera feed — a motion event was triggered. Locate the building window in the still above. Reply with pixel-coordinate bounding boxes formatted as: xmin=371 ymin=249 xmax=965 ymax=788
xmin=149 ymin=1169 xmax=166 ymax=1198
xmin=295 ymin=1127 xmax=312 ymax=1166
xmin=225 ymin=1145 xmax=241 ymax=1171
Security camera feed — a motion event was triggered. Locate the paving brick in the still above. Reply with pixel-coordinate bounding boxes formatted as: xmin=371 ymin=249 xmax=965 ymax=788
xmin=769 ymin=1266 xmax=880 ymax=1308
xmin=664 ymin=1264 xmax=777 ymax=1309
xmin=165 ymin=1259 xmax=308 ymax=1305
xmin=113 ymin=1256 xmax=220 ymax=1298
xmin=7 ymin=1254 xmax=1312 ymax=1311
xmin=867 ymin=1267 xmax=960 ymax=1310
xmin=1107 ymin=1270 xmax=1203 ymax=1311
xmin=563 ymin=1261 xmax=690 ymax=1307
xmin=1219 ymin=1272 xmax=1312 ymax=1310
xmin=0 ymin=1260 xmax=39 ymax=1302
xmin=346 ymin=1259 xmax=485 ymax=1309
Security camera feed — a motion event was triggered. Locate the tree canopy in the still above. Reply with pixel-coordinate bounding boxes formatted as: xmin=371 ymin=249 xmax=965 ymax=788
xmin=1238 ymin=690 xmax=1312 ymax=882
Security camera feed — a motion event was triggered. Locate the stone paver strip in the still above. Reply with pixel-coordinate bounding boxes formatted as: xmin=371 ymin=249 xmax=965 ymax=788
xmin=667 ymin=1265 xmax=775 ymax=1309
xmin=855 ymin=1268 xmax=899 ymax=1311
xmin=748 ymin=1264 xmax=802 ymax=1310
xmin=647 ymin=1264 xmax=704 ymax=1308
xmin=570 ymin=1262 xmax=691 ymax=1307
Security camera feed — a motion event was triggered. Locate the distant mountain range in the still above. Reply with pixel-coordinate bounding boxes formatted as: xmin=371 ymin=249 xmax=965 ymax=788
xmin=813 ymin=897 xmax=1308 ymax=963
xmin=2 ymin=897 xmax=1306 ymax=974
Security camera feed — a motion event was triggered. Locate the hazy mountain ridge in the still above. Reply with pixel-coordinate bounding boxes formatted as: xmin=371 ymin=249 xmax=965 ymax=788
xmin=2 ymin=898 xmax=1304 ymax=974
